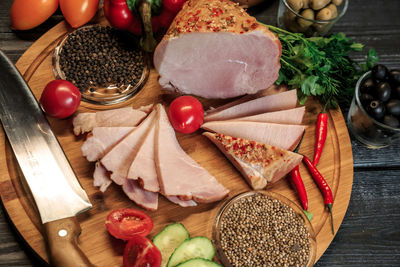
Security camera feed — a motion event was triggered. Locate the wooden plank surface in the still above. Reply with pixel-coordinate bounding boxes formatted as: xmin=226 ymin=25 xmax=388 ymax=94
xmin=0 ymin=0 xmax=399 ymax=266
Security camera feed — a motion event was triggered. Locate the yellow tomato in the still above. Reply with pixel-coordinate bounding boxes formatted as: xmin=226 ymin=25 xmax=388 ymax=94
xmin=10 ymin=0 xmax=59 ymax=30
xmin=59 ymin=0 xmax=100 ymax=28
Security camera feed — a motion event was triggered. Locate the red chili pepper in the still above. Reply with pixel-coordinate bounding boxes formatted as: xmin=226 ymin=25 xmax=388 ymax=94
xmin=303 ymin=155 xmax=334 ymax=234
xmin=313 ymin=112 xmax=328 ymax=166
xmin=288 ymin=165 xmax=308 ymax=210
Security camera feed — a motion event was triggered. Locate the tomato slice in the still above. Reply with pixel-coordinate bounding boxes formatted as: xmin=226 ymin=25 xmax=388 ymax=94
xmin=105 ymin=209 xmax=154 ymax=240
xmin=123 ymin=235 xmax=161 ymax=267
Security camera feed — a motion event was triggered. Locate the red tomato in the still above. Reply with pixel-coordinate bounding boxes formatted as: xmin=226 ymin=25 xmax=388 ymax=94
xmin=40 ymin=80 xmax=81 ymax=119
xmin=168 ymin=96 xmax=204 ymax=134
xmin=105 ymin=209 xmax=154 ymax=241
xmin=10 ymin=0 xmax=59 ymax=30
xmin=59 ymin=0 xmax=100 ymax=28
xmin=162 ymin=0 xmax=186 ymax=14
xmin=123 ymin=235 xmax=161 ymax=267
xmin=156 ymin=9 xmax=176 ymax=29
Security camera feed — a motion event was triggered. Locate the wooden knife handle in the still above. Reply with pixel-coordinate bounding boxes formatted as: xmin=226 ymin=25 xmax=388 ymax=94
xmin=44 ymin=217 xmax=95 ymax=267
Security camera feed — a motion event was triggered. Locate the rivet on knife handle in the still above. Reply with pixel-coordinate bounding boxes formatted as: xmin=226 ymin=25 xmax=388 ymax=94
xmin=44 ymin=217 xmax=95 ymax=267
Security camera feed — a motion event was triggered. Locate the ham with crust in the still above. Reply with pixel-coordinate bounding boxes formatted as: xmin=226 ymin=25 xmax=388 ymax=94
xmin=201 ymin=121 xmax=305 ymax=150
xmin=73 ymin=106 xmax=149 ymax=135
xmin=234 ymin=106 xmax=305 ymax=124
xmin=203 ymin=132 xmax=303 ymax=189
xmin=203 ymin=89 xmax=298 ymax=122
xmin=154 ymin=0 xmax=281 ymax=99
xmin=155 ymin=105 xmax=229 ymax=203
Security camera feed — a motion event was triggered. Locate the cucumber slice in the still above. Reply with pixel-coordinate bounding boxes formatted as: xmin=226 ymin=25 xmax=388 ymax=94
xmin=167 ymin=237 xmax=215 ymax=267
xmin=176 ymin=258 xmax=222 ymax=267
xmin=153 ymin=223 xmax=190 ymax=267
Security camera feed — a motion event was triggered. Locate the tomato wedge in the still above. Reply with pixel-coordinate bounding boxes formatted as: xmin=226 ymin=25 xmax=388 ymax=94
xmin=123 ymin=235 xmax=162 ymax=267
xmin=105 ymin=209 xmax=154 ymax=240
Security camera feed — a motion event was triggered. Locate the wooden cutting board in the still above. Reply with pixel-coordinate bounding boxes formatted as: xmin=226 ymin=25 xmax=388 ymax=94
xmin=0 ymin=16 xmax=353 ymax=267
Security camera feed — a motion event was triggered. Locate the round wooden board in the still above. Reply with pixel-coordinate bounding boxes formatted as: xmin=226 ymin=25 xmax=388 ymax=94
xmin=0 ymin=17 xmax=353 ymax=267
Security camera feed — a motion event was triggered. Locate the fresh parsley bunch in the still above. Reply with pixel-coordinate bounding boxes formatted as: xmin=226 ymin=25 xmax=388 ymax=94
xmin=263 ymin=24 xmax=378 ymax=109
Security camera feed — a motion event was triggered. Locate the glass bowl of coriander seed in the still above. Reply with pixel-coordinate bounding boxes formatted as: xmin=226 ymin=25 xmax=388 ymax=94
xmin=53 ymin=24 xmax=150 ymax=105
xmin=212 ymin=191 xmax=316 ymax=267
xmin=277 ymin=0 xmax=348 ymax=37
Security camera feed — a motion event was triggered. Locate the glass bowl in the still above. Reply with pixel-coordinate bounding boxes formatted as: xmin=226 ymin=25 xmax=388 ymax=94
xmin=213 ymin=190 xmax=316 ymax=267
xmin=52 ymin=25 xmax=150 ymax=106
xmin=277 ymin=0 xmax=348 ymax=37
xmin=347 ymin=71 xmax=400 ymax=148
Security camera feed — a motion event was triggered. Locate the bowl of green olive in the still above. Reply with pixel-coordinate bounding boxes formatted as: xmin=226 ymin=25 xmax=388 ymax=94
xmin=277 ymin=0 xmax=348 ymax=36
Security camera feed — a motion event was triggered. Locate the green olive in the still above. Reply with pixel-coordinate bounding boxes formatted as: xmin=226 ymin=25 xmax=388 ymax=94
xmin=326 ymin=3 xmax=338 ymax=18
xmin=332 ymin=0 xmax=343 ymax=6
xmin=316 ymin=7 xmax=333 ymax=20
xmin=298 ymin=8 xmax=315 ymax=28
xmin=287 ymin=0 xmax=304 ymax=11
xmin=310 ymin=0 xmax=330 ymax=10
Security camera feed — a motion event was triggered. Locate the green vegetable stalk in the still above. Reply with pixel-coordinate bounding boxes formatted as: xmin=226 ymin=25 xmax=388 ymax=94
xmin=259 ymin=23 xmax=378 ymax=109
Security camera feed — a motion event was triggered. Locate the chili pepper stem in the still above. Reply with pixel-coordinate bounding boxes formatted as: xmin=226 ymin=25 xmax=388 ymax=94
xmin=327 ymin=204 xmax=334 ymax=235
xmin=303 ymin=210 xmax=313 ymax=221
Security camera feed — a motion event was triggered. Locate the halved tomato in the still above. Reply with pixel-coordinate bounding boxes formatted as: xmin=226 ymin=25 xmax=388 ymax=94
xmin=123 ymin=235 xmax=161 ymax=267
xmin=105 ymin=209 xmax=154 ymax=240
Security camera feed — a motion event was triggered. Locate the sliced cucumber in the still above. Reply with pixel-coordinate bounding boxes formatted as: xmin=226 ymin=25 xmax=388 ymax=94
xmin=176 ymin=258 xmax=222 ymax=267
xmin=153 ymin=223 xmax=190 ymax=267
xmin=167 ymin=237 xmax=215 ymax=267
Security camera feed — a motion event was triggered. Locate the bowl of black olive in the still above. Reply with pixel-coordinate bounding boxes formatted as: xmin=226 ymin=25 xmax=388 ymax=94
xmin=347 ymin=64 xmax=400 ymax=148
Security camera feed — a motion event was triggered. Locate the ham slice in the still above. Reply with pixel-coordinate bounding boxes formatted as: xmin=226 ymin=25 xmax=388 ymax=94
xmin=93 ymin=162 xmax=112 ymax=192
xmin=82 ymin=127 xmax=135 ymax=162
xmin=234 ymin=106 xmax=306 ymax=124
xmin=201 ymin=121 xmax=305 ymax=150
xmin=122 ymin=179 xmax=159 ymax=211
xmin=203 ymin=89 xmax=298 ymax=122
xmin=154 ymin=0 xmax=281 ymax=99
xmin=73 ymin=106 xmax=149 ymax=135
xmin=155 ymin=105 xmax=229 ymax=203
xmin=203 ymin=132 xmax=303 ymax=189
xmin=166 ymin=196 xmax=197 ymax=207
xmin=101 ymin=109 xmax=157 ymax=182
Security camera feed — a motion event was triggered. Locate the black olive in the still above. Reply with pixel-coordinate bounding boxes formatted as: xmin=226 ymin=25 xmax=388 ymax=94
xmin=386 ymin=99 xmax=400 ymax=116
xmin=389 ymin=69 xmax=400 ymax=86
xmin=394 ymin=85 xmax=400 ymax=99
xmin=367 ymin=100 xmax=385 ymax=120
xmin=383 ymin=115 xmax=400 ymax=128
xmin=360 ymin=77 xmax=375 ymax=94
xmin=360 ymin=93 xmax=374 ymax=106
xmin=372 ymin=64 xmax=389 ymax=82
xmin=374 ymin=82 xmax=392 ymax=102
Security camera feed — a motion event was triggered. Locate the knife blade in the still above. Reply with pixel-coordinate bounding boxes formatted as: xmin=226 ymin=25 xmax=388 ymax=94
xmin=0 ymin=50 xmax=94 ymax=266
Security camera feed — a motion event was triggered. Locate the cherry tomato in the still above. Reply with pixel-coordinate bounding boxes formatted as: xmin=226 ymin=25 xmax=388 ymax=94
xmin=156 ymin=9 xmax=176 ymax=29
xmin=105 ymin=209 xmax=154 ymax=241
xmin=10 ymin=0 xmax=59 ymax=30
xmin=123 ymin=235 xmax=161 ymax=267
xmin=162 ymin=0 xmax=186 ymax=14
xmin=59 ymin=0 xmax=100 ymax=28
xmin=168 ymin=96 xmax=204 ymax=134
xmin=40 ymin=80 xmax=81 ymax=119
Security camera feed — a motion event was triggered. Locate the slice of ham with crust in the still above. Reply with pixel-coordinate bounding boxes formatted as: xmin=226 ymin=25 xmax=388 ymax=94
xmin=203 ymin=132 xmax=303 ymax=189
xmin=122 ymin=179 xmax=159 ymax=211
xmin=101 ymin=109 xmax=157 ymax=182
xmin=203 ymin=89 xmax=298 ymax=122
xmin=93 ymin=162 xmax=112 ymax=192
xmin=154 ymin=0 xmax=281 ymax=99
xmin=155 ymin=105 xmax=229 ymax=203
xmin=82 ymin=127 xmax=135 ymax=162
xmin=73 ymin=106 xmax=150 ymax=135
xmin=201 ymin=121 xmax=305 ymax=150
xmin=234 ymin=106 xmax=306 ymax=124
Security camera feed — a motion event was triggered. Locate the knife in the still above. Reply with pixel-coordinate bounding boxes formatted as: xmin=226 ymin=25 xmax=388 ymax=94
xmin=0 ymin=50 xmax=94 ymax=266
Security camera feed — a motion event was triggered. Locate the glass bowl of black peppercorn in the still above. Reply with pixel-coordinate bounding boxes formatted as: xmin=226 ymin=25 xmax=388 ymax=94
xmin=347 ymin=64 xmax=400 ymax=148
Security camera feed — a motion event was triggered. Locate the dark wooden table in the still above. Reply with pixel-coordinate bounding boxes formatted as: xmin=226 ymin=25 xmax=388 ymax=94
xmin=1 ymin=0 xmax=399 ymax=266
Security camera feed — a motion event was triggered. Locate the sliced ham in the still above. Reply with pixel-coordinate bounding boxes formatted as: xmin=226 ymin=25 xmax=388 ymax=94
xmin=203 ymin=89 xmax=298 ymax=122
xmin=165 ymin=196 xmax=197 ymax=207
xmin=155 ymin=105 xmax=229 ymax=203
xmin=234 ymin=106 xmax=305 ymax=124
xmin=127 ymin=118 xmax=159 ymax=192
xmin=73 ymin=106 xmax=148 ymax=135
xmin=93 ymin=162 xmax=112 ymax=192
xmin=122 ymin=179 xmax=159 ymax=211
xmin=101 ymin=109 xmax=157 ymax=182
xmin=154 ymin=0 xmax=281 ymax=99
xmin=81 ymin=127 xmax=135 ymax=162
xmin=203 ymin=132 xmax=303 ymax=189
xmin=201 ymin=121 xmax=305 ymax=150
